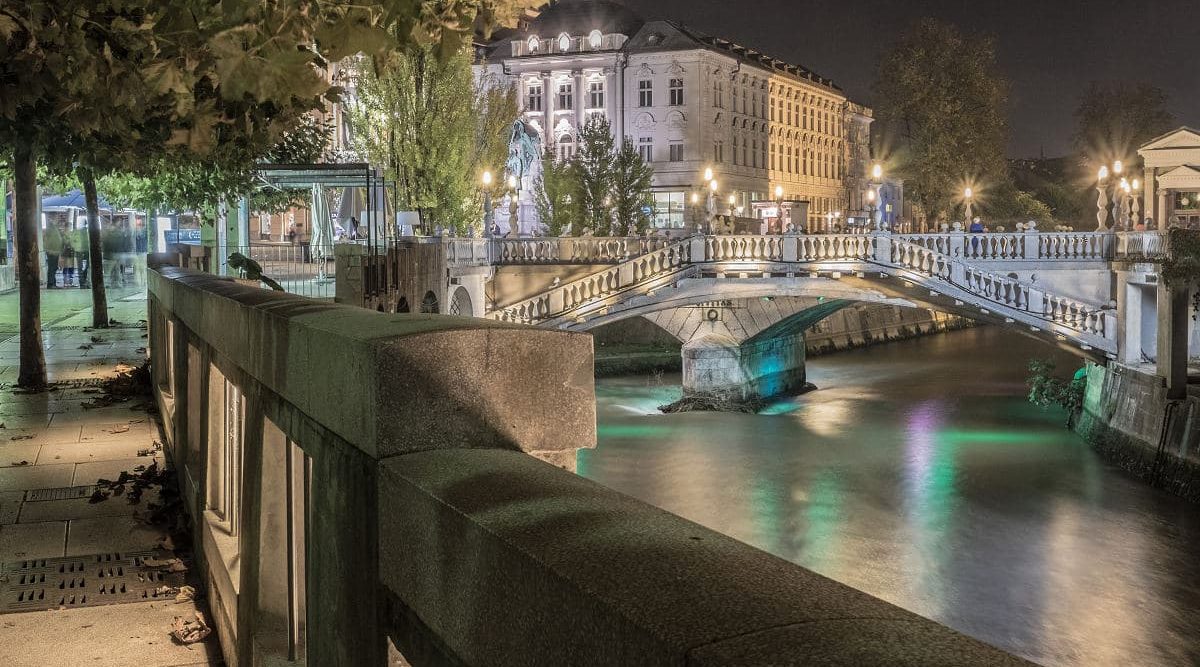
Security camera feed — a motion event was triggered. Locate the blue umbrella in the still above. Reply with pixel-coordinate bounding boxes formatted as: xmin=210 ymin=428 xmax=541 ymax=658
xmin=42 ymin=190 xmax=114 ymax=211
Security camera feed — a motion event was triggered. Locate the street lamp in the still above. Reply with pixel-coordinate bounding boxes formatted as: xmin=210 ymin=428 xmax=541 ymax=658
xmin=867 ymin=188 xmax=877 ymax=232
xmin=704 ymin=167 xmax=714 ymax=183
xmin=871 ymin=163 xmax=883 ymax=180
xmin=507 ymin=174 xmax=520 ymax=236
xmin=963 ymin=186 xmax=974 ymax=223
xmin=482 ymin=171 xmax=494 ymax=237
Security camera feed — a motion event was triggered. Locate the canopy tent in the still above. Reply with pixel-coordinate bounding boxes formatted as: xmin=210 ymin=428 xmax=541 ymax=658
xmin=336 ymin=183 xmax=393 ymax=242
xmin=310 ymin=184 xmax=334 ymax=280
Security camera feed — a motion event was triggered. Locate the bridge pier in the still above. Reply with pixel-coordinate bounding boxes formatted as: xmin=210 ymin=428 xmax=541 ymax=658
xmin=681 ymin=331 xmax=809 ymax=404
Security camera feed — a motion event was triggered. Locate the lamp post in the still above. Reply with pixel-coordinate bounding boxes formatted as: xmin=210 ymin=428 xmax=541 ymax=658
xmin=774 ymin=185 xmax=785 ymax=233
xmin=1095 ymin=166 xmax=1109 ymax=231
xmin=867 ymin=188 xmax=877 ymax=232
xmin=482 ymin=170 xmax=494 ymax=238
xmin=706 ymin=178 xmax=718 ymax=233
xmin=507 ymin=174 xmax=519 ymax=236
xmin=963 ymin=187 xmax=975 ymax=225
xmin=869 ymin=163 xmax=883 ymax=230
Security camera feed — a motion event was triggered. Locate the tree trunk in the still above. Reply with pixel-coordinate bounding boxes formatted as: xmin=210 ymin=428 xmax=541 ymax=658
xmin=12 ymin=144 xmax=46 ymax=388
xmin=79 ymin=168 xmax=109 ymax=328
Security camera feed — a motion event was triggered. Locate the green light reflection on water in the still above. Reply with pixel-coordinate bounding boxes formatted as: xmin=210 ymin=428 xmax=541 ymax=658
xmin=800 ymin=470 xmax=844 ymax=571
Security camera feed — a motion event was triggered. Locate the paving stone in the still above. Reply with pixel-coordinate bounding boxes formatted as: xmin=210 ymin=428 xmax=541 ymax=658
xmin=0 ymin=520 xmax=66 ymax=560
xmin=0 ymin=463 xmax=75 ymax=492
xmin=19 ymin=491 xmax=158 ymax=523
xmin=66 ymin=516 xmax=164 ymax=556
xmin=0 ymin=490 xmax=23 ymax=524
xmin=73 ymin=457 xmax=158 ymax=486
xmin=36 ymin=440 xmax=148 ymax=465
xmin=0 ymin=598 xmax=222 ymax=667
xmin=0 ymin=443 xmax=42 ymax=467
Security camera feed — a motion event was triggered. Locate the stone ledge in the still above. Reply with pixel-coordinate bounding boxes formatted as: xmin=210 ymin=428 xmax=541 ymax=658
xmin=378 ymin=448 xmax=1026 ymax=666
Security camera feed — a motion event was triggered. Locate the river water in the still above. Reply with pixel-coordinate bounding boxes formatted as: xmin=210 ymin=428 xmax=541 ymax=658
xmin=578 ymin=327 xmax=1200 ymax=666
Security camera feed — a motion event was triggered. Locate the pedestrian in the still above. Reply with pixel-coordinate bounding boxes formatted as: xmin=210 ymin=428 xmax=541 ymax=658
xmin=968 ymin=216 xmax=984 ymax=256
xmin=349 ymin=216 xmax=360 ymax=241
xmin=287 ymin=223 xmax=297 ymax=245
xmin=43 ymin=221 xmax=64 ymax=288
xmin=60 ymin=229 xmax=76 ymax=286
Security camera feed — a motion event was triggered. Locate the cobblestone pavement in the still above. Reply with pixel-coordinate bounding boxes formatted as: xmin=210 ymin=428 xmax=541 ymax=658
xmin=0 ymin=288 xmax=221 ymax=666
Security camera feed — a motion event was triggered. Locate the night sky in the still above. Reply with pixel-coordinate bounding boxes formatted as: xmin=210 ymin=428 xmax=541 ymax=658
xmin=621 ymin=0 xmax=1200 ymax=157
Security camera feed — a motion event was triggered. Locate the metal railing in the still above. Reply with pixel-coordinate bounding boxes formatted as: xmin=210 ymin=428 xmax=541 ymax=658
xmin=226 ymin=244 xmax=337 ymax=299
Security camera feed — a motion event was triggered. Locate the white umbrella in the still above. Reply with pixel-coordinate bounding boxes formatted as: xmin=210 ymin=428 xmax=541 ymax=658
xmin=310 ymin=184 xmax=334 ymax=281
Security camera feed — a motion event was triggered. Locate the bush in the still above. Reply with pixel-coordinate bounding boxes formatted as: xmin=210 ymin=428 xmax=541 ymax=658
xmin=1027 ymin=359 xmax=1085 ymax=427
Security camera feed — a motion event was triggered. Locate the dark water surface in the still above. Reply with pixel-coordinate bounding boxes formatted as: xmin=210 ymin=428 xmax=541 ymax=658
xmin=578 ymin=327 xmax=1200 ymax=667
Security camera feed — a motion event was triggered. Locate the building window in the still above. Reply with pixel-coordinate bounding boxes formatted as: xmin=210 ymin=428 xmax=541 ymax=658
xmin=588 ymin=29 xmax=603 ymax=49
xmin=638 ymin=137 xmax=653 ymax=162
xmin=750 ymin=139 xmax=757 ymax=168
xmin=558 ymin=82 xmax=574 ymax=110
xmin=638 ymin=79 xmax=653 ymax=107
xmin=588 ymin=80 xmax=605 ymax=109
xmin=732 ymin=135 xmax=739 ymax=166
xmin=557 ymin=33 xmax=571 ymax=52
xmin=558 ymin=134 xmax=576 ymax=161
xmin=527 ymin=36 xmax=539 ymax=53
xmin=527 ymin=83 xmax=543 ymax=112
xmin=652 ymin=192 xmax=686 ymax=228
xmin=669 ymin=142 xmax=684 ymax=162
xmin=669 ymin=79 xmax=684 ymax=106
xmin=714 ymin=80 xmax=723 ymax=108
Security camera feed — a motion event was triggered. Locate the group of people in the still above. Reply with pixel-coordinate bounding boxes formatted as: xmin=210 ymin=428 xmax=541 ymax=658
xmin=41 ymin=221 xmax=85 ymax=289
xmin=41 ymin=219 xmax=144 ymax=289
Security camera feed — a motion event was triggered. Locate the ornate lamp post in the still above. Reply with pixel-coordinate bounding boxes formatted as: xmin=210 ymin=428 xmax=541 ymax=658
xmin=1131 ymin=178 xmax=1142 ymax=228
xmin=867 ymin=188 xmax=877 ymax=232
xmin=870 ymin=163 xmax=883 ymax=230
xmin=963 ymin=186 xmax=974 ymax=224
xmin=774 ymin=185 xmax=784 ymax=233
xmin=507 ymin=174 xmax=519 ymax=236
xmin=481 ymin=170 xmax=494 ymax=238
xmin=1095 ymin=166 xmax=1109 ymax=231
xmin=706 ymin=178 xmax=718 ymax=232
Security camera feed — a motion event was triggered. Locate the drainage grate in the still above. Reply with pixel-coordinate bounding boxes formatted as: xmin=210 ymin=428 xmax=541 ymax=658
xmin=0 ymin=550 xmax=188 ymax=613
xmin=25 ymin=486 xmax=97 ymax=502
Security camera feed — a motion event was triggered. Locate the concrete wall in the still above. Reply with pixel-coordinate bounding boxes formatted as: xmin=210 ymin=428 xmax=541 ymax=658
xmin=1078 ymin=362 xmax=1200 ymax=503
xmin=148 ymin=264 xmax=1023 ymax=666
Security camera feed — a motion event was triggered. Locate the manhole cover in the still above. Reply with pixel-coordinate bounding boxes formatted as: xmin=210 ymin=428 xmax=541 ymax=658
xmin=25 ymin=486 xmax=97 ymax=502
xmin=0 ymin=550 xmax=188 ymax=613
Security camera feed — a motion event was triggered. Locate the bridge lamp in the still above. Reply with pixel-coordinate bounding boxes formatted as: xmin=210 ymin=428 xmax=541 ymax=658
xmin=709 ymin=179 xmax=719 ymax=192
xmin=704 ymin=167 xmax=714 ymax=182
xmin=481 ymin=170 xmax=493 ymax=187
xmin=507 ymin=175 xmax=518 ymax=190
xmin=1112 ymin=160 xmax=1123 ymax=176
xmin=774 ymin=185 xmax=784 ymax=200
xmin=691 ymin=192 xmax=699 ymax=204
xmin=728 ymin=194 xmax=736 ymax=206
xmin=871 ymin=163 xmax=883 ymax=180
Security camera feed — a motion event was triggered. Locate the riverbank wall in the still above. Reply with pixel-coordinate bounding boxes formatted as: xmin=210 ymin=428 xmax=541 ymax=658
xmin=1077 ymin=362 xmax=1200 ymax=503
xmin=594 ymin=305 xmax=974 ymax=377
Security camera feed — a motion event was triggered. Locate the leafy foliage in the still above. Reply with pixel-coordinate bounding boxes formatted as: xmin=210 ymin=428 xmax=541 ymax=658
xmin=1072 ymin=82 xmax=1174 ymax=170
xmin=534 ymin=149 xmax=579 ymax=236
xmin=1161 ymin=228 xmax=1200 ymax=318
xmin=610 ymin=137 xmax=655 ymax=236
xmin=574 ymin=116 xmax=616 ymax=235
xmin=1027 ymin=359 xmax=1086 ymax=428
xmin=350 ymin=47 xmax=517 ymax=234
xmin=874 ymin=19 xmax=1010 ymax=223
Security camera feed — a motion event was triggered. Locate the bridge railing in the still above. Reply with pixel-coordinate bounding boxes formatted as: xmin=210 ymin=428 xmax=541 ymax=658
xmin=491 ymin=236 xmax=671 ymax=265
xmin=890 ymin=238 xmax=1115 ymax=342
xmin=1113 ymin=231 xmax=1169 ymax=259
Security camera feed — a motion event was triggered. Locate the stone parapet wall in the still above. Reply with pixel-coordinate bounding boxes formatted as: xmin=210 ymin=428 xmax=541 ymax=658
xmin=806 ymin=305 xmax=971 ymax=356
xmin=148 ymin=266 xmax=1024 ymax=666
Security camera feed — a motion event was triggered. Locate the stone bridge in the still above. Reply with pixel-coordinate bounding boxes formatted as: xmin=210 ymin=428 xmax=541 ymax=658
xmin=343 ymin=230 xmax=1191 ymax=403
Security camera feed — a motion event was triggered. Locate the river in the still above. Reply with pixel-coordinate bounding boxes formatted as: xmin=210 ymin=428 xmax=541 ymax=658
xmin=578 ymin=327 xmax=1200 ymax=666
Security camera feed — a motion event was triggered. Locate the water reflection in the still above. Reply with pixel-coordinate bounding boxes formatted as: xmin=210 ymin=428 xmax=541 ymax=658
xmin=580 ymin=328 xmax=1200 ymax=666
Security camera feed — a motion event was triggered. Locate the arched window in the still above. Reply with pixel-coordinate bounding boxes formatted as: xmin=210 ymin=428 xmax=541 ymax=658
xmin=395 ymin=297 xmax=410 ymax=313
xmin=527 ymin=36 xmax=539 ymax=53
xmin=557 ymin=33 xmax=571 ymax=52
xmin=588 ymin=30 xmax=603 ymax=49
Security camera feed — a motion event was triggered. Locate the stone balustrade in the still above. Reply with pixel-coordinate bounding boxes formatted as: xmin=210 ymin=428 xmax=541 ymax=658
xmin=490 ymin=236 xmax=671 ymax=265
xmin=146 ymin=263 xmax=1023 ymax=666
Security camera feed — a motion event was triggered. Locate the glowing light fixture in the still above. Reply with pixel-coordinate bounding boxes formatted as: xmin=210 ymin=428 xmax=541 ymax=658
xmin=774 ymin=185 xmax=784 ymax=199
xmin=482 ymin=171 xmax=493 ymax=186
xmin=704 ymin=167 xmax=714 ymax=182
xmin=507 ymin=175 xmax=518 ymax=189
xmin=871 ymin=163 xmax=883 ymax=180
xmin=709 ymin=180 xmax=718 ymax=192
xmin=1113 ymin=160 xmax=1123 ymax=175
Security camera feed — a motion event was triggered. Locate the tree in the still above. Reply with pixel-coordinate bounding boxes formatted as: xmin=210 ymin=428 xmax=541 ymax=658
xmin=534 ymin=149 xmax=579 ymax=236
xmin=1072 ymin=82 xmax=1174 ymax=170
xmin=1 ymin=0 xmax=537 ymax=387
xmin=574 ymin=116 xmax=616 ymax=235
xmin=874 ymin=19 xmax=1010 ymax=223
xmin=610 ymin=138 xmax=655 ymax=235
xmin=351 ymin=46 xmax=515 ymax=235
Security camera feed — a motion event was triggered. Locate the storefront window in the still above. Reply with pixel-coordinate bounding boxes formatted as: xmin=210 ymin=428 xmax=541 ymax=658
xmin=652 ymin=192 xmax=686 ymax=228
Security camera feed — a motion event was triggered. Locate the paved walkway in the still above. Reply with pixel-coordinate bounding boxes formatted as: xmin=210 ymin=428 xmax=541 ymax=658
xmin=0 ymin=288 xmax=221 ymax=666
